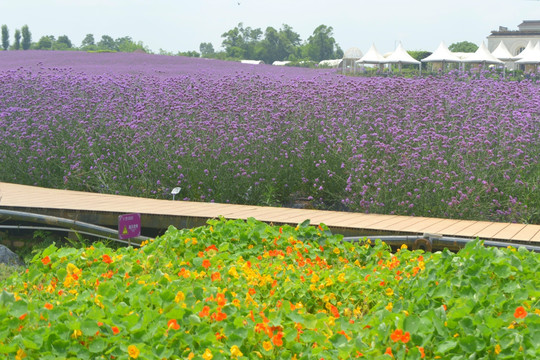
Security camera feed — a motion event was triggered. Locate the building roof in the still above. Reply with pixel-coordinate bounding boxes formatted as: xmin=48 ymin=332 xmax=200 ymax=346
xmin=514 ymin=40 xmax=538 ymax=59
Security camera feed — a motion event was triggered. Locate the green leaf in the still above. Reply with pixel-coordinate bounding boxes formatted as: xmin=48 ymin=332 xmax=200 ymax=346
xmin=437 ymin=340 xmax=457 ymax=353
xmin=403 ymin=315 xmax=421 ymax=334
xmin=88 ymin=338 xmax=106 ymax=353
xmin=81 ymin=319 xmax=99 ymax=337
xmin=0 ymin=290 xmax=15 ymax=306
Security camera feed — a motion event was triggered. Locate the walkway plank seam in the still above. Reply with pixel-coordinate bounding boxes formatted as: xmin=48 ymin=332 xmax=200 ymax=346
xmin=1 ymin=182 xmax=539 ymax=243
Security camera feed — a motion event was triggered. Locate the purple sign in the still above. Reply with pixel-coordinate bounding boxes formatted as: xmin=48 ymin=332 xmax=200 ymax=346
xmin=118 ymin=213 xmax=141 ymax=240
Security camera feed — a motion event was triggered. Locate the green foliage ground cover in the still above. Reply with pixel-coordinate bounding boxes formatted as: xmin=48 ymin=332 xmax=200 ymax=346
xmin=1 ymin=218 xmax=539 ymax=359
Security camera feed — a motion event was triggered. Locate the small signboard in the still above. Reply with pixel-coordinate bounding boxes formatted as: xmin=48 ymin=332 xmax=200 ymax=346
xmin=118 ymin=213 xmax=141 ymax=240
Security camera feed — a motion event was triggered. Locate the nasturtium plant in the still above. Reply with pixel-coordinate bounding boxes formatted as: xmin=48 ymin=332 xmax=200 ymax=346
xmin=1 ymin=218 xmax=539 ymax=359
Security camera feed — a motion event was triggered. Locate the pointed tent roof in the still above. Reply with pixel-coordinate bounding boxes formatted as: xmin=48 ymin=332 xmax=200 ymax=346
xmin=384 ymin=42 xmax=420 ymax=65
xmin=513 ymin=40 xmax=537 ymax=60
xmin=515 ymin=42 xmax=540 ymax=64
xmin=491 ymin=41 xmax=514 ymax=61
xmin=357 ymin=44 xmax=386 ymax=64
xmin=422 ymin=41 xmax=461 ymax=63
xmin=343 ymin=47 xmax=363 ymax=60
xmin=461 ymin=42 xmax=504 ymax=64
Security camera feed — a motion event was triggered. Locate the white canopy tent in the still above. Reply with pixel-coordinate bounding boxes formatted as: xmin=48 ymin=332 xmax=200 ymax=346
xmin=357 ymin=44 xmax=386 ymax=64
xmin=461 ymin=42 xmax=504 ymax=67
xmin=515 ymin=42 xmax=540 ymax=72
xmin=384 ymin=42 xmax=421 ymax=72
xmin=491 ymin=41 xmax=515 ymax=73
xmin=421 ymin=41 xmax=461 ymax=72
xmin=491 ymin=41 xmax=514 ymax=61
xmin=513 ymin=40 xmax=537 ymax=61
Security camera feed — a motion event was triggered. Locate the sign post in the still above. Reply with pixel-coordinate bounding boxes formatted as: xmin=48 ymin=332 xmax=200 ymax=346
xmin=118 ymin=213 xmax=141 ymax=246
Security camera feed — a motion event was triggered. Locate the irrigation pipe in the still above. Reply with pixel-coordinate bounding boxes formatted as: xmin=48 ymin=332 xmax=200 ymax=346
xmin=0 ymin=209 xmax=150 ymax=245
xmin=342 ymin=234 xmax=540 ymax=253
xmin=0 ymin=225 xmax=141 ymax=247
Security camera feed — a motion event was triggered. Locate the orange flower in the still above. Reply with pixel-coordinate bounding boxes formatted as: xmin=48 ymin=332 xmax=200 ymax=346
xmin=44 ymin=303 xmax=53 ymax=310
xmin=329 ymin=304 xmax=340 ymax=318
xmin=262 ymin=341 xmax=273 ymax=351
xmin=248 ymin=288 xmax=256 ymax=295
xmin=384 ymin=347 xmax=393 ymax=357
xmin=102 ymin=254 xmax=113 ymax=264
xmin=216 ymin=293 xmax=227 ymax=307
xmin=211 ymin=272 xmax=221 ymax=281
xmin=401 ymin=331 xmax=410 ymax=343
xmin=167 ymin=319 xmax=180 ymax=330
xmin=211 ymin=309 xmax=227 ymax=321
xmin=112 ymin=326 xmax=120 ymax=335
xmin=199 ymin=306 xmax=210 ymax=317
xmin=418 ymin=346 xmax=425 ymax=358
xmin=514 ymin=306 xmax=527 ymax=319
xmin=271 ymin=331 xmax=284 ymax=347
xmin=202 ymin=259 xmax=211 ymax=269
xmin=18 ymin=313 xmax=27 ymax=320
xmin=41 ymin=256 xmax=51 ymax=265
xmin=390 ymin=329 xmax=403 ymax=342
xmin=205 ymin=245 xmax=218 ymax=252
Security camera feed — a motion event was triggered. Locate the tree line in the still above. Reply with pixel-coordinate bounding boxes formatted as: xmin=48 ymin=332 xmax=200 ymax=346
xmin=1 ymin=24 xmax=148 ymax=52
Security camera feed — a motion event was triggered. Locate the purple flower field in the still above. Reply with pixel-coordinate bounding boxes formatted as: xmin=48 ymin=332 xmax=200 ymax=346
xmin=0 ymin=51 xmax=538 ymax=223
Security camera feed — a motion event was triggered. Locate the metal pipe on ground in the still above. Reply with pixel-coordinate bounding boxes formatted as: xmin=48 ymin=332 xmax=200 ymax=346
xmin=0 ymin=209 xmax=150 ymax=245
xmin=342 ymin=234 xmax=540 ymax=253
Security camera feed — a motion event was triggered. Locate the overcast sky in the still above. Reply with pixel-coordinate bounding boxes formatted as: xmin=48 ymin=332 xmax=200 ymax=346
xmin=1 ymin=0 xmax=539 ymax=54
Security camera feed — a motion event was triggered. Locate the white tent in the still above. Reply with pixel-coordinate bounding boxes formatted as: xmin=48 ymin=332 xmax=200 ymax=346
xmin=384 ymin=42 xmax=421 ymax=72
xmin=319 ymin=59 xmax=343 ymax=67
xmin=491 ymin=41 xmax=514 ymax=61
xmin=513 ymin=40 xmax=538 ymax=60
xmin=515 ymin=42 xmax=540 ymax=65
xmin=357 ymin=44 xmax=386 ymax=64
xmin=422 ymin=42 xmax=461 ymax=63
xmin=461 ymin=42 xmax=504 ymax=66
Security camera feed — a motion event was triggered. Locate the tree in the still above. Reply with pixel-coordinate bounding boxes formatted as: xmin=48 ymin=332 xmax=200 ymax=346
xmin=221 ymin=23 xmax=263 ymax=59
xmin=81 ymin=34 xmax=95 ymax=49
xmin=97 ymin=35 xmax=117 ymax=51
xmin=13 ymin=29 xmax=21 ymax=50
xmin=56 ymin=35 xmax=72 ymax=49
xmin=199 ymin=42 xmax=215 ymax=57
xmin=21 ymin=25 xmax=31 ymax=50
xmin=36 ymin=35 xmax=54 ymax=50
xmin=1 ymin=25 xmax=9 ymax=51
xmin=448 ymin=41 xmax=478 ymax=53
xmin=305 ymin=25 xmax=340 ymax=62
xmin=178 ymin=50 xmax=200 ymax=57
xmin=115 ymin=36 xmax=148 ymax=53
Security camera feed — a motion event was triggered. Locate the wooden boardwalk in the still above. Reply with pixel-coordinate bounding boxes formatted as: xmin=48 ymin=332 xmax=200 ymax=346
xmin=1 ymin=182 xmax=539 ymax=244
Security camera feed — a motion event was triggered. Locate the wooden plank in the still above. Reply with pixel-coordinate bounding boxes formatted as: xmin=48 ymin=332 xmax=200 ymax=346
xmin=378 ymin=216 xmax=433 ymax=232
xmin=511 ymin=225 xmax=540 ymax=242
xmin=531 ymin=230 xmax=540 ymax=243
xmin=475 ymin=222 xmax=511 ymax=238
xmin=453 ymin=221 xmax=494 ymax=237
xmin=437 ymin=220 xmax=479 ymax=236
xmin=418 ymin=219 xmax=464 ymax=234
xmin=491 ymin=224 xmax=527 ymax=241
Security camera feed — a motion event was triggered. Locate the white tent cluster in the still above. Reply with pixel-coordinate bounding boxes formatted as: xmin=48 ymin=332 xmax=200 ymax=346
xmin=310 ymin=40 xmax=540 ymax=73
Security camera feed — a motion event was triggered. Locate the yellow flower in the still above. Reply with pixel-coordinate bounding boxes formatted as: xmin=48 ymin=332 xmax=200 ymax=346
xmin=385 ymin=288 xmax=394 ymax=296
xmin=333 ymin=247 xmax=341 ymax=255
xmin=385 ymin=302 xmax=393 ymax=311
xmin=128 ymin=345 xmax=140 ymax=359
xmin=263 ymin=341 xmax=273 ymax=351
xmin=71 ymin=329 xmax=82 ymax=339
xmin=175 ymin=291 xmax=185 ymax=303
xmin=400 ymin=244 xmax=408 ymax=250
xmin=15 ymin=349 xmax=27 ymax=360
xmin=311 ymin=273 xmax=319 ymax=283
xmin=494 ymin=344 xmax=501 ymax=354
xmin=230 ymin=345 xmax=243 ymax=358
xmin=228 ymin=267 xmax=239 ymax=278
xmin=337 ymin=273 xmax=346 ymax=282
xmin=187 ymin=353 xmax=195 ymax=360
xmin=202 ymin=349 xmax=213 ymax=360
